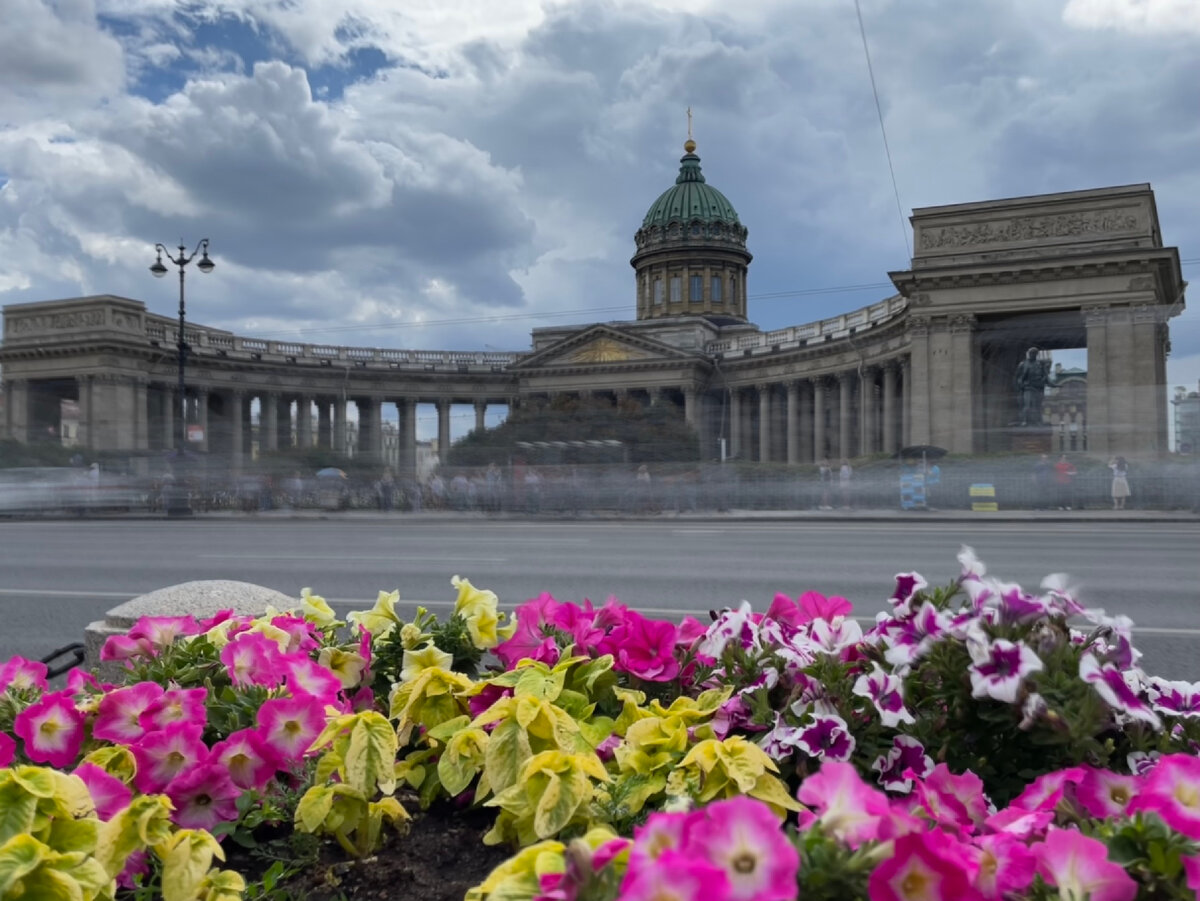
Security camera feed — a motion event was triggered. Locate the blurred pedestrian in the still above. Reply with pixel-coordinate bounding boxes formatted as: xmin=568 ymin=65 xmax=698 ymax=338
xmin=818 ymin=459 xmax=833 ymax=510
xmin=1108 ymin=456 xmax=1130 ymax=510
xmin=839 ymin=460 xmax=853 ymax=509
xmin=378 ymin=467 xmax=395 ymax=512
xmin=1054 ymin=454 xmax=1076 ymax=510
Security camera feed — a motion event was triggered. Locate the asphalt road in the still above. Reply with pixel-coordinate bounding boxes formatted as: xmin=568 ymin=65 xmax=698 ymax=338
xmin=2 ymin=518 xmax=1198 ymax=678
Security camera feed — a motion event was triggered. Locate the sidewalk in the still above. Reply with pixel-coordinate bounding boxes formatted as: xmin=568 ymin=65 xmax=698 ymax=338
xmin=190 ymin=506 xmax=1200 ymax=524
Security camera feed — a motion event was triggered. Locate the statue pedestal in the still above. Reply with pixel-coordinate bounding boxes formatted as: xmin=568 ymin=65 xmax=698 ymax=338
xmin=1006 ymin=425 xmax=1054 ymax=455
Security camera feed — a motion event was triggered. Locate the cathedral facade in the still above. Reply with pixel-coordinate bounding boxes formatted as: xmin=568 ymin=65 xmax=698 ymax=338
xmin=0 ymin=141 xmax=1186 ymax=473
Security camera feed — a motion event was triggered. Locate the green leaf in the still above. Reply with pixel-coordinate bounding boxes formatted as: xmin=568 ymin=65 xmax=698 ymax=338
xmin=45 ymin=818 xmax=99 ymax=855
xmin=0 ymin=781 xmax=38 ymax=846
xmin=485 ymin=719 xmax=530 ymax=796
xmin=0 ymin=833 xmax=48 ymax=895
xmin=294 ymin=786 xmax=335 ymax=835
xmin=160 ymin=830 xmax=220 ymax=901
xmin=343 ymin=712 xmax=399 ymax=797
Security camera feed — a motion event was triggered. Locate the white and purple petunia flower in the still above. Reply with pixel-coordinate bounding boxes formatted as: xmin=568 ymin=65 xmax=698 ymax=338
xmin=890 ymin=571 xmax=928 ymax=618
xmin=1147 ymin=677 xmax=1200 ymax=719
xmin=1079 ymin=652 xmax=1161 ymax=730
xmin=872 ymin=734 xmax=933 ymax=793
xmin=698 ymin=602 xmax=758 ymax=658
xmin=882 ymin=602 xmax=951 ymax=667
xmin=794 ymin=713 xmax=856 ymax=762
xmin=967 ymin=636 xmax=1044 ymax=704
xmin=852 ymin=663 xmax=915 ymax=728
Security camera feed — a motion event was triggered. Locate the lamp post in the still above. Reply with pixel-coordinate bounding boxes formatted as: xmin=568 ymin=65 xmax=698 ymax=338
xmin=150 ymin=240 xmax=213 ymax=515
xmin=150 ymin=240 xmax=214 ymax=452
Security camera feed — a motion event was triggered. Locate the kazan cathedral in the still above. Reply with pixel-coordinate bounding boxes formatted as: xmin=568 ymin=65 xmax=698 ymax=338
xmin=0 ymin=139 xmax=1186 ymax=476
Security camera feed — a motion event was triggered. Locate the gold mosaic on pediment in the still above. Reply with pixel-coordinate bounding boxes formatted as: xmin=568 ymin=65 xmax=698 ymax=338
xmin=566 ymin=337 xmax=653 ymax=364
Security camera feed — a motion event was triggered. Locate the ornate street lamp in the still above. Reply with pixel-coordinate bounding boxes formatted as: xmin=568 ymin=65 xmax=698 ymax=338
xmin=150 ymin=240 xmax=214 ymax=453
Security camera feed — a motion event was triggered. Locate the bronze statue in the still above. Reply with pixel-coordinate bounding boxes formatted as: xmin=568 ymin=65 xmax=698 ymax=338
xmin=1014 ymin=347 xmax=1051 ymax=426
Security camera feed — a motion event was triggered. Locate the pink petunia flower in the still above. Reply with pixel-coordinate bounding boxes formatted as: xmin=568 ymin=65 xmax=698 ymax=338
xmin=853 ymin=663 xmax=915 ymax=728
xmin=912 ymin=764 xmax=990 ymax=835
xmin=212 ymin=728 xmax=282 ymax=791
xmin=269 ymin=614 xmax=320 ymax=654
xmin=1075 ymin=766 xmax=1138 ymax=819
xmin=1079 ymin=652 xmax=1161 ymax=729
xmin=629 ymin=810 xmax=696 ymax=869
xmin=131 ymin=722 xmax=209 ymax=794
xmin=91 ymin=682 xmax=165 ymax=744
xmin=1183 ymin=855 xmax=1200 ymax=893
xmin=0 ymin=655 xmax=49 ymax=693
xmin=139 ymin=686 xmax=208 ymax=732
xmin=127 ymin=615 xmax=201 ymax=649
xmin=221 ymin=632 xmax=286 ymax=689
xmin=99 ymin=634 xmax=156 ymax=663
xmin=0 ymin=732 xmax=15 ymax=767
xmin=257 ymin=694 xmax=328 ymax=763
xmin=797 ymin=761 xmax=891 ymax=848
xmin=1127 ymin=754 xmax=1200 ymax=839
xmin=967 ymin=636 xmax=1043 ymax=704
xmin=872 ymin=735 xmax=933 ymax=793
xmin=970 ymin=833 xmax=1036 ymax=899
xmin=609 ymin=611 xmax=679 ymax=682
xmin=73 ymin=762 xmax=133 ymax=821
xmin=620 ymin=849 xmax=731 ymax=901
xmin=1035 ymin=827 xmax=1137 ymax=901
xmin=65 ymin=668 xmax=99 ymax=694
xmin=868 ymin=832 xmax=980 ymax=901
xmin=984 ymin=805 xmax=1054 ymax=840
xmin=285 ymin=657 xmax=343 ymax=701
xmin=13 ymin=690 xmax=85 ymax=768
xmin=688 ymin=796 xmax=799 ymax=901
xmin=1009 ymin=766 xmax=1086 ymax=813
xmin=166 ymin=762 xmax=243 ymax=831
xmin=494 ymin=592 xmax=564 ymax=668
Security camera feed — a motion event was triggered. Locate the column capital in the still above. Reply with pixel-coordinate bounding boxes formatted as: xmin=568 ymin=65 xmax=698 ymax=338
xmin=949 ymin=313 xmax=976 ymax=334
xmin=908 ymin=314 xmax=931 ymax=338
xmin=756 ymin=382 xmax=772 ymax=395
xmin=836 ymin=370 xmax=854 ymax=385
xmin=1082 ymin=304 xmax=1111 ymax=327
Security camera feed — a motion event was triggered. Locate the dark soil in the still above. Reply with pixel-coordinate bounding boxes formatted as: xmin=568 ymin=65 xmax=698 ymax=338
xmin=273 ymin=798 xmax=512 ymax=901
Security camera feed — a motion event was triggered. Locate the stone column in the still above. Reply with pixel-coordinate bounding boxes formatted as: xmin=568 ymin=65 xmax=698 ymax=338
xmin=881 ymin=363 xmax=898 ymax=455
xmin=277 ymin=396 xmax=293 ymax=450
xmin=860 ymin=367 xmax=877 ymax=456
xmin=906 ymin=316 xmax=932 ymax=446
xmin=229 ymin=390 xmax=245 ymax=473
xmin=798 ymin=380 xmax=813 ymax=464
xmin=399 ymin=399 xmax=417 ymax=481
xmin=785 ymin=381 xmax=800 ymax=465
xmin=949 ymin=314 xmax=978 ymax=454
xmin=263 ymin=392 xmax=279 ymax=453
xmin=758 ymin=384 xmax=771 ymax=463
xmin=899 ymin=358 xmax=912 ymax=449
xmin=333 ymin=397 xmax=347 ymax=455
xmin=364 ymin=396 xmax=384 ymax=463
xmin=4 ymin=379 xmax=29 ymax=443
xmin=160 ymin=386 xmax=174 ymax=451
xmin=437 ymin=400 xmax=451 ymax=463
xmin=1084 ymin=305 xmax=1112 ymax=455
xmin=812 ymin=378 xmax=827 ymax=463
xmin=317 ymin=400 xmax=332 ymax=449
xmin=1131 ymin=303 xmax=1166 ymax=455
xmin=75 ymin=376 xmax=93 ymax=450
xmin=133 ymin=379 xmax=149 ymax=451
xmin=474 ymin=401 xmax=487 ymax=433
xmin=296 ymin=397 xmax=313 ymax=449
xmin=683 ymin=386 xmax=698 ymax=429
xmin=837 ymin=373 xmax=852 ymax=461
xmin=729 ymin=388 xmax=742 ymax=459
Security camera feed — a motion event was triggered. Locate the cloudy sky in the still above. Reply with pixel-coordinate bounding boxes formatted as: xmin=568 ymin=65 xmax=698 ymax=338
xmin=3 ymin=0 xmax=1199 ymax=416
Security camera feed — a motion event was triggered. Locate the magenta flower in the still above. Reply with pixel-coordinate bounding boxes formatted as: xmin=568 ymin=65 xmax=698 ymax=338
xmin=13 ymin=690 xmax=84 ymax=768
xmin=1183 ymin=855 xmax=1200 ymax=893
xmin=967 ymin=636 xmax=1043 ymax=704
xmin=912 ymin=764 xmax=990 ymax=835
xmin=127 ymin=614 xmax=200 ymax=649
xmin=1079 ymin=652 xmax=1161 ymax=729
xmin=0 ymin=655 xmax=49 ymax=693
xmin=1128 ymin=754 xmax=1200 ymax=839
xmin=221 ymin=632 xmax=286 ymax=689
xmin=547 ymin=600 xmax=606 ymax=653
xmin=99 ymin=634 xmax=155 ymax=663
xmin=0 ymin=732 xmax=15 ymax=767
xmin=73 ymin=762 xmax=132 ymax=821
xmin=65 ymin=668 xmax=99 ymax=694
xmin=1075 ymin=766 xmax=1137 ymax=819
xmin=92 ymin=682 xmax=165 ymax=744
xmin=688 ymin=796 xmax=799 ymax=901
xmin=131 ymin=723 xmax=209 ymax=794
xmin=629 ymin=810 xmax=695 ymax=868
xmin=797 ymin=761 xmax=891 ymax=848
xmin=872 ymin=735 xmax=933 ymax=793
xmin=257 ymin=694 xmax=328 ymax=762
xmin=494 ymin=593 xmax=564 ymax=668
xmin=285 ymin=657 xmax=343 ymax=701
xmin=1010 ymin=766 xmax=1086 ymax=813
xmin=139 ymin=686 xmax=208 ymax=732
xmin=795 ymin=714 xmax=856 ymax=763
xmin=609 ymin=611 xmax=679 ymax=682
xmin=1035 ymin=827 xmax=1137 ymax=901
xmin=675 ymin=615 xmax=709 ymax=648
xmin=166 ymin=762 xmax=242 ymax=831
xmin=270 ymin=613 xmax=320 ymax=654
xmin=868 ymin=832 xmax=978 ymax=901
xmin=621 ymin=849 xmax=731 ymax=901
xmin=853 ymin=664 xmax=915 ymax=728
xmin=971 ymin=833 xmax=1036 ymax=899
xmin=984 ymin=805 xmax=1054 ymax=840
xmin=212 ymin=728 xmax=281 ymax=791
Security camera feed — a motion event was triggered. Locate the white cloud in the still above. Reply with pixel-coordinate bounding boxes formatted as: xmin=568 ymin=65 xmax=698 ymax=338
xmin=1063 ymin=0 xmax=1200 ymax=34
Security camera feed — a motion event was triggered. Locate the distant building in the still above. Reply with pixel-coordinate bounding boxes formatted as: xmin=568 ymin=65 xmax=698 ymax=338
xmin=1173 ymin=383 xmax=1200 ymax=454
xmin=1044 ymin=363 xmax=1087 ymax=453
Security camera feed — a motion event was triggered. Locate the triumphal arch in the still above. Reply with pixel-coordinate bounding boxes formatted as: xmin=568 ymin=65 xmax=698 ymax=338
xmin=0 ymin=140 xmax=1186 ymax=475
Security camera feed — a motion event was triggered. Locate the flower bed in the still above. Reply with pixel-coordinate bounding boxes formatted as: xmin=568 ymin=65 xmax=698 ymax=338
xmin=2 ymin=550 xmax=1199 ymax=900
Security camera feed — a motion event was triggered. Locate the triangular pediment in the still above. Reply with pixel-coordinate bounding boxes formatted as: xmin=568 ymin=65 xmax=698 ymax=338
xmin=512 ymin=325 xmax=699 ymax=371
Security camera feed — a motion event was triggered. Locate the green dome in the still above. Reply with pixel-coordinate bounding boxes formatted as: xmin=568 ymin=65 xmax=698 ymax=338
xmin=641 ymin=147 xmax=742 ymax=229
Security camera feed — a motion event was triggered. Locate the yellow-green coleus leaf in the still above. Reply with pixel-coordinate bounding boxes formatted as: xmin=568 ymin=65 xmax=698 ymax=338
xmin=614 ymin=716 xmax=690 ymax=776
xmin=0 ymin=780 xmax=38 ymax=847
xmin=343 ymin=711 xmax=399 ymax=797
xmin=647 ymin=686 xmax=733 ymax=723
xmin=678 ymin=737 xmax=802 ymax=814
xmin=0 ymin=833 xmax=48 ymax=896
xmin=159 ymin=829 xmax=224 ymax=901
xmin=466 ymin=840 xmax=565 ymax=901
xmin=94 ymin=795 xmax=174 ymax=879
xmin=486 ymin=750 xmax=610 ymax=843
xmin=437 ymin=727 xmax=489 ymax=798
xmin=390 ymin=667 xmax=474 ymax=744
